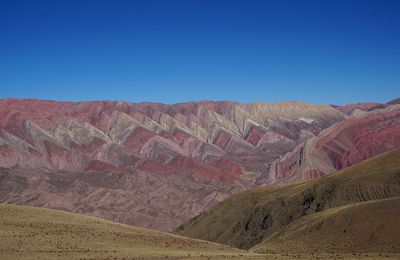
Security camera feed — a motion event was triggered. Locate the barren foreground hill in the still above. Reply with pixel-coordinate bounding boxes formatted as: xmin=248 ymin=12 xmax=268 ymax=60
xmin=176 ymin=148 xmax=400 ymax=254
xmin=1 ymin=203 xmax=399 ymax=260
xmin=0 ymin=203 xmax=252 ymax=259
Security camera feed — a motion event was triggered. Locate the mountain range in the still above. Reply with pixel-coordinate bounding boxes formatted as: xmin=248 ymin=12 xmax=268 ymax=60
xmin=0 ymin=98 xmax=399 ymax=232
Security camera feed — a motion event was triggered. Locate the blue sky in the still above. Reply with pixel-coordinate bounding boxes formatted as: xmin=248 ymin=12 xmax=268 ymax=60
xmin=0 ymin=0 xmax=399 ymax=105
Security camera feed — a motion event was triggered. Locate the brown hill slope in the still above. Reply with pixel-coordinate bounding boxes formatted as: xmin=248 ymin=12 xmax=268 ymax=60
xmin=252 ymin=196 xmax=400 ymax=254
xmin=175 ymin=147 xmax=400 ymax=250
xmin=2 ymin=205 xmax=395 ymax=260
xmin=0 ymin=203 xmax=258 ymax=260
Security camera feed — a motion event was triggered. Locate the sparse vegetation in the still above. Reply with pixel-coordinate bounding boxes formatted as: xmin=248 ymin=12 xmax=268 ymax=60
xmin=1 ymin=203 xmax=397 ymax=259
xmin=0 ymin=203 xmax=258 ymax=259
xmin=176 ymin=148 xmax=400 ymax=255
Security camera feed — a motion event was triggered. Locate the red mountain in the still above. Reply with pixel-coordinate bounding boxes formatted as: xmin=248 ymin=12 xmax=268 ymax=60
xmin=259 ymin=104 xmax=400 ymax=184
xmin=0 ymin=98 xmax=399 ymax=231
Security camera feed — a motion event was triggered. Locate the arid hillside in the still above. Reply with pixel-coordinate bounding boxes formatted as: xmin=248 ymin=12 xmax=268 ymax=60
xmin=0 ymin=203 xmax=256 ymax=259
xmin=253 ymin=197 xmax=400 ymax=254
xmin=176 ymin=148 xmax=400 ymax=253
xmin=1 ymin=203 xmax=398 ymax=260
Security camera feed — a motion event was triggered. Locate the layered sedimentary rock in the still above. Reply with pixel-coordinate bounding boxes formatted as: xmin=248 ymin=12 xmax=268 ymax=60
xmin=259 ymin=104 xmax=400 ymax=184
xmin=0 ymin=98 xmax=349 ymax=230
xmin=0 ymin=99 xmax=348 ymax=175
xmin=332 ymin=102 xmax=387 ymax=115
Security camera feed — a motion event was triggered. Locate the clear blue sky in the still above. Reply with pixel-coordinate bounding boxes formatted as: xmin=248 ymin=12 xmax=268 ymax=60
xmin=0 ymin=0 xmax=399 ymax=105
